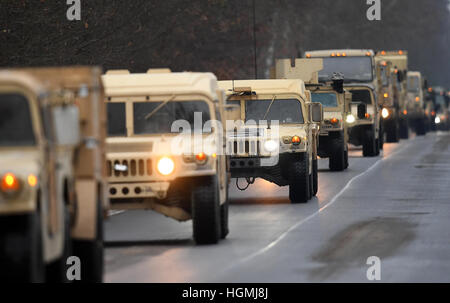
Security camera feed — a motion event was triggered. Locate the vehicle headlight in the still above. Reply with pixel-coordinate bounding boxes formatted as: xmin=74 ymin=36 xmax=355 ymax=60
xmin=435 ymin=117 xmax=441 ymax=124
xmin=264 ymin=140 xmax=279 ymax=152
xmin=382 ymin=108 xmax=390 ymax=119
xmin=1 ymin=173 xmax=21 ymax=195
xmin=157 ymin=157 xmax=175 ymax=176
xmin=346 ymin=114 xmax=356 ymax=124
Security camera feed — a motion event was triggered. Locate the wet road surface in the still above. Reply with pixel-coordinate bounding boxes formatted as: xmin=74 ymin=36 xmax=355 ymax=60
xmin=104 ymin=131 xmax=450 ymax=282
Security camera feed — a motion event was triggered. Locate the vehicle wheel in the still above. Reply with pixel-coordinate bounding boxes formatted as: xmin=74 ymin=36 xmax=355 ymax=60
xmin=329 ymin=135 xmax=346 ymax=171
xmin=386 ymin=121 xmax=399 ymax=143
xmin=46 ymin=206 xmax=72 ymax=283
xmin=73 ymin=200 xmax=104 ymax=283
xmin=288 ymin=154 xmax=310 ymax=204
xmin=192 ymin=176 xmax=221 ymax=245
xmin=344 ymin=149 xmax=349 ymax=169
xmin=399 ymin=119 xmax=409 ymax=139
xmin=416 ymin=119 xmax=426 ymax=136
xmin=220 ymin=200 xmax=229 ymax=240
xmin=0 ymin=213 xmax=45 ymax=282
xmin=375 ymin=138 xmax=380 ymax=156
xmin=312 ymin=158 xmax=318 ymax=196
xmin=362 ymin=129 xmax=377 ymax=157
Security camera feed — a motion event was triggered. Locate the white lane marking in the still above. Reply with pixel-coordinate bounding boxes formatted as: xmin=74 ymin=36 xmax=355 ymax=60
xmin=224 ymin=138 xmax=415 ymax=271
xmin=108 ymin=210 xmax=126 ymax=217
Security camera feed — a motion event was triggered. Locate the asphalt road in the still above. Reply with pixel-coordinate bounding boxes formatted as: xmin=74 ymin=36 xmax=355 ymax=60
xmin=104 ymin=131 xmax=450 ymax=282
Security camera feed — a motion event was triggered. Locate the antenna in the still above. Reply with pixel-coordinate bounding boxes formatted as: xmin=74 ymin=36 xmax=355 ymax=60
xmin=252 ymin=0 xmax=257 ymax=79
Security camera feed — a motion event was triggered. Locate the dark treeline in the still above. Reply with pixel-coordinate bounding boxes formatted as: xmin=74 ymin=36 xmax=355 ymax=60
xmin=0 ymin=0 xmax=449 ymax=85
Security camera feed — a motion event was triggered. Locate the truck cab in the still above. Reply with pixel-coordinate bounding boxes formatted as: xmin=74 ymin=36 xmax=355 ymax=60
xmin=305 ymin=49 xmax=381 ymax=157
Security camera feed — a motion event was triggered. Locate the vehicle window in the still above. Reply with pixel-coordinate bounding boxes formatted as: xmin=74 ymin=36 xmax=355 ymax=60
xmin=107 ymin=102 xmax=127 ymax=137
xmin=319 ymin=56 xmax=373 ymax=82
xmin=407 ymin=76 xmax=420 ymax=92
xmin=311 ymin=93 xmax=338 ymax=107
xmin=244 ymin=99 xmax=303 ymax=124
xmin=0 ymin=93 xmax=36 ymax=146
xmin=350 ymin=89 xmax=373 ymax=104
xmin=134 ymin=101 xmax=211 ymax=134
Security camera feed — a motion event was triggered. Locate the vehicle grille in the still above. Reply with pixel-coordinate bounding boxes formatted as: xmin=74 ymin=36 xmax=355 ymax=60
xmin=227 ymin=139 xmax=261 ymax=156
xmin=107 ymin=158 xmax=152 ymax=177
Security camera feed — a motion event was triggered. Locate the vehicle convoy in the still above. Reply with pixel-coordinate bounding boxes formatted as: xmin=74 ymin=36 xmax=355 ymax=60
xmin=0 ymin=67 xmax=107 ymax=282
xmin=218 ymin=79 xmax=323 ymax=203
xmin=273 ymin=58 xmax=356 ymax=171
xmin=305 ymin=49 xmax=382 ymax=157
xmin=102 ymin=70 xmax=230 ymax=245
xmin=406 ymin=71 xmax=427 ymax=135
xmin=375 ymin=50 xmax=409 ymax=141
xmin=430 ymin=86 xmax=450 ymax=131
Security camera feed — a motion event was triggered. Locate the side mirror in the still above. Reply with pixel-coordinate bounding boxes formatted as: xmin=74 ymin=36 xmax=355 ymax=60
xmin=310 ymin=102 xmax=323 ymax=123
xmin=223 ymin=104 xmax=241 ymax=121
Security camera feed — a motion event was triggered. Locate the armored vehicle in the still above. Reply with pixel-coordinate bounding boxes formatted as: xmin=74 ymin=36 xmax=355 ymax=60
xmin=218 ymin=79 xmax=323 ymax=203
xmin=0 ymin=67 xmax=106 ymax=282
xmin=102 ymin=70 xmax=230 ymax=245
xmin=305 ymin=49 xmax=381 ymax=157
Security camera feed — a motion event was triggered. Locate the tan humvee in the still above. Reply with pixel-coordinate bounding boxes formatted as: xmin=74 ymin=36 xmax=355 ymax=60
xmin=274 ymin=58 xmax=359 ymax=171
xmin=375 ymin=51 xmax=409 ymax=140
xmin=305 ymin=49 xmax=382 ymax=157
xmin=218 ymin=79 xmax=323 ymax=203
xmin=0 ymin=67 xmax=106 ymax=282
xmin=406 ymin=71 xmax=427 ymax=135
xmin=102 ymin=70 xmax=229 ymax=245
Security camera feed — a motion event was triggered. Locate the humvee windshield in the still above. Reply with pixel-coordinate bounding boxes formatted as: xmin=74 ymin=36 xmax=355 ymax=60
xmin=407 ymin=76 xmax=420 ymax=92
xmin=107 ymin=102 xmax=126 ymax=137
xmin=134 ymin=101 xmax=211 ymax=135
xmin=319 ymin=57 xmax=373 ymax=82
xmin=244 ymin=99 xmax=304 ymax=124
xmin=350 ymin=89 xmax=373 ymax=104
xmin=311 ymin=93 xmax=338 ymax=108
xmin=0 ymin=93 xmax=36 ymax=146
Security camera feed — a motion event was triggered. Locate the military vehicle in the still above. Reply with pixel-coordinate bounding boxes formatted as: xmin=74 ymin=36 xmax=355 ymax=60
xmin=406 ymin=71 xmax=427 ymax=135
xmin=273 ymin=58 xmax=359 ymax=171
xmin=430 ymin=87 xmax=450 ymax=131
xmin=0 ymin=67 xmax=106 ymax=282
xmin=102 ymin=70 xmax=230 ymax=245
xmin=305 ymin=49 xmax=382 ymax=157
xmin=218 ymin=79 xmax=323 ymax=203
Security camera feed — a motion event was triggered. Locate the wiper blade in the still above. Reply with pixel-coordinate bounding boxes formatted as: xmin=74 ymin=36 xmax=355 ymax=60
xmin=262 ymin=95 xmax=276 ymax=120
xmin=145 ymin=95 xmax=176 ymax=120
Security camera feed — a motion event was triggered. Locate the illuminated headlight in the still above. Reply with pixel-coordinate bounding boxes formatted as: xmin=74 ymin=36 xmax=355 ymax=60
xmin=382 ymin=108 xmax=390 ymax=119
xmin=435 ymin=117 xmax=441 ymax=124
xmin=157 ymin=157 xmax=175 ymax=176
xmin=264 ymin=140 xmax=279 ymax=152
xmin=346 ymin=114 xmax=356 ymax=124
xmin=0 ymin=173 xmax=21 ymax=196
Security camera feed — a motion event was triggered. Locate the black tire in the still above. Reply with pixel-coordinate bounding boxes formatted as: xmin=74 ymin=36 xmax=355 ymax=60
xmin=416 ymin=119 xmax=427 ymax=136
xmin=386 ymin=121 xmax=399 ymax=143
xmin=375 ymin=138 xmax=380 ymax=156
xmin=312 ymin=158 xmax=318 ymax=196
xmin=46 ymin=206 xmax=72 ymax=283
xmin=329 ymin=133 xmax=346 ymax=171
xmin=192 ymin=176 xmax=221 ymax=245
xmin=220 ymin=200 xmax=229 ymax=240
xmin=73 ymin=200 xmax=104 ymax=283
xmin=0 ymin=213 xmax=45 ymax=282
xmin=362 ymin=129 xmax=377 ymax=157
xmin=399 ymin=119 xmax=409 ymax=139
xmin=344 ymin=149 xmax=349 ymax=169
xmin=288 ymin=154 xmax=310 ymax=204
